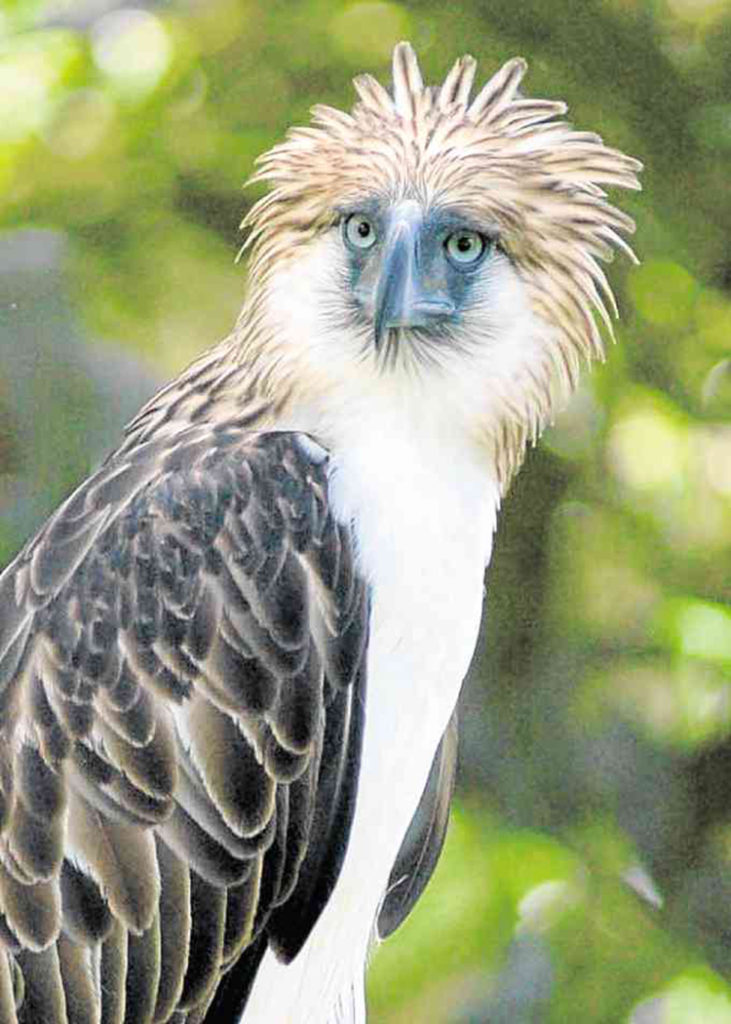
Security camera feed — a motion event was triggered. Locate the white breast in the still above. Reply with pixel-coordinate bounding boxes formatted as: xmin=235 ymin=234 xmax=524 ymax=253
xmin=243 ymin=392 xmax=499 ymax=1022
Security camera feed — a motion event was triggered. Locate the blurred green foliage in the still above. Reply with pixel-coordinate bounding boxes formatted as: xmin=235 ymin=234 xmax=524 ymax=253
xmin=4 ymin=0 xmax=731 ymax=1020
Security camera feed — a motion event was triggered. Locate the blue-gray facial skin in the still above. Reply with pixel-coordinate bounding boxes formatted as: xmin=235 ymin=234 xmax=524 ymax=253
xmin=341 ymin=199 xmax=497 ymax=350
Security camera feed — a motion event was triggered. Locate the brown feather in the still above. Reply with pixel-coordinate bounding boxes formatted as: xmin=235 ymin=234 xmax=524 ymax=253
xmin=153 ymin=839 xmax=191 ymax=1021
xmin=66 ymin=793 xmax=160 ymax=936
xmin=0 ymin=862 xmax=61 ymax=952
xmin=177 ymin=874 xmax=225 ymax=1011
xmin=181 ymin=695 xmax=276 ymax=837
xmin=15 ymin=946 xmax=66 ymax=1024
xmin=125 ymin=913 xmax=161 ymax=1023
xmin=221 ymin=862 xmax=262 ymax=966
xmin=57 ymin=934 xmax=100 ymax=1024
xmin=99 ymin=919 xmax=127 ymax=1024
xmin=0 ymin=949 xmax=19 ymax=1023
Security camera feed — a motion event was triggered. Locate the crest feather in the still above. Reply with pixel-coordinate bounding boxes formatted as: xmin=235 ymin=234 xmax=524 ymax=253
xmin=468 ymin=57 xmax=527 ymax=121
xmin=353 ymin=73 xmax=394 ymax=117
xmin=438 ymin=54 xmax=477 ymax=111
xmin=391 ymin=41 xmax=424 ymax=119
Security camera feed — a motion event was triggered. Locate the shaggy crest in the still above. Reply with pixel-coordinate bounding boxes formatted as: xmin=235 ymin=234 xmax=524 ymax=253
xmin=243 ymin=42 xmax=641 ymax=403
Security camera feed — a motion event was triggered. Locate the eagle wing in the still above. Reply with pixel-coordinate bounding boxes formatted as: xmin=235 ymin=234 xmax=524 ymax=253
xmin=377 ymin=710 xmax=457 ymax=940
xmin=0 ymin=427 xmax=369 ymax=1023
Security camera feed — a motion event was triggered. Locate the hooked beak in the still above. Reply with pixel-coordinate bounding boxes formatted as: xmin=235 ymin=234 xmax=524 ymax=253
xmin=373 ymin=217 xmax=455 ymax=351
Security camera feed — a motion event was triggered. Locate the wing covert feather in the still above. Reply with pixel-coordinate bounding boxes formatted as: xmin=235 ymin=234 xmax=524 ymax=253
xmin=0 ymin=429 xmax=369 ymax=1023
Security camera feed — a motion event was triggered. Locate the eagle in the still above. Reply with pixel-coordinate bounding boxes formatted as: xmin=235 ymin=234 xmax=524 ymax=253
xmin=0 ymin=43 xmax=640 ymax=1024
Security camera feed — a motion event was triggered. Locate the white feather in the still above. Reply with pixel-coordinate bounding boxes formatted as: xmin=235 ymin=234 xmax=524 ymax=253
xmin=240 ymin=230 xmax=540 ymax=1021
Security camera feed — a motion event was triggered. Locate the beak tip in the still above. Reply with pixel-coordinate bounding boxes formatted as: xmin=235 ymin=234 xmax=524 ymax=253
xmin=373 ymin=319 xmax=385 ymax=352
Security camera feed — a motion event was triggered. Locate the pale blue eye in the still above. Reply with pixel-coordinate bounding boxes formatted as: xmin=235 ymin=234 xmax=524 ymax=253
xmin=345 ymin=214 xmax=377 ymax=250
xmin=445 ymin=230 xmax=486 ymax=266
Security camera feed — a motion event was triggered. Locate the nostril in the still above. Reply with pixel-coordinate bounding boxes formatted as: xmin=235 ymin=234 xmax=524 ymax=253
xmin=411 ymin=298 xmax=456 ymax=319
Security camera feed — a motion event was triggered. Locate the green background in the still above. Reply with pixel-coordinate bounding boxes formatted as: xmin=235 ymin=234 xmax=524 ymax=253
xmin=3 ymin=0 xmax=731 ymax=1019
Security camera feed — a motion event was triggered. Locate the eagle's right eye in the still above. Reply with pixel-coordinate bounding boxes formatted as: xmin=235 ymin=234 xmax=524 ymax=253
xmin=344 ymin=214 xmax=377 ymax=251
xmin=445 ymin=230 xmax=487 ymax=267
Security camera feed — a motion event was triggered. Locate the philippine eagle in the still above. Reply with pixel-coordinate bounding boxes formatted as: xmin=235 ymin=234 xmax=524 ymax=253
xmin=0 ymin=43 xmax=640 ymax=1024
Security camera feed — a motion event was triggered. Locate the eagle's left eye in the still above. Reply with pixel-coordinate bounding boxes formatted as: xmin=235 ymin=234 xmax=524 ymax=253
xmin=344 ymin=214 xmax=377 ymax=250
xmin=445 ymin=230 xmax=486 ymax=267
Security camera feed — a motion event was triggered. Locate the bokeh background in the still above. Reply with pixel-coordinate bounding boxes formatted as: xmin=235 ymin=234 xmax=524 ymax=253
xmin=3 ymin=0 xmax=731 ymax=1020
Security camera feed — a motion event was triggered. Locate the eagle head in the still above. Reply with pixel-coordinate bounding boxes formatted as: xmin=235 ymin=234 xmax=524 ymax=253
xmin=239 ymin=43 xmax=641 ymax=486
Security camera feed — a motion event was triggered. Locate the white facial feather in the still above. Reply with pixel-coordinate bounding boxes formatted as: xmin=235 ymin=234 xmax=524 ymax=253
xmin=262 ymin=226 xmax=547 ymax=463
